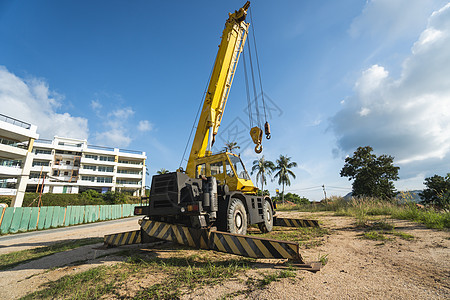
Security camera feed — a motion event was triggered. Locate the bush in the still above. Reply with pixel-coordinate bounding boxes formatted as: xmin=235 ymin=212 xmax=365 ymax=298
xmin=102 ymin=191 xmax=127 ymax=204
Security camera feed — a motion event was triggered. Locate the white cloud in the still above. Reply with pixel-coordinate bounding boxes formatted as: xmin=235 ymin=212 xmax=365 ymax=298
xmin=94 ymin=128 xmax=131 ymax=147
xmin=90 ymin=99 xmax=102 ymax=110
xmin=349 ymin=0 xmax=446 ymax=41
xmin=138 ymin=120 xmax=153 ymax=132
xmin=331 ymin=3 xmax=450 ymax=173
xmin=94 ymin=107 xmax=136 ymax=148
xmin=0 ymin=66 xmax=88 ymax=139
xmin=109 ymin=107 xmax=134 ymax=119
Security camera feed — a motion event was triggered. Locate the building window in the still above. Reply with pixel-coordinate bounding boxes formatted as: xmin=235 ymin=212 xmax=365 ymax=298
xmin=98 ymin=166 xmax=113 ymax=172
xmin=64 ymin=171 xmax=69 ymax=176
xmin=99 ymin=156 xmax=114 ymax=162
xmin=117 ymin=170 xmax=140 ymax=175
xmin=85 ymin=154 xmax=98 ymax=160
xmin=83 ymin=165 xmax=96 ymax=171
xmin=32 ymin=161 xmax=50 ymax=167
xmin=35 ymin=149 xmax=52 ymax=155
xmin=97 ymin=177 xmax=112 ymax=183
xmin=118 ymin=160 xmax=141 ymax=165
xmin=66 ymin=161 xmax=71 ymax=165
xmin=81 ymin=176 xmax=95 ymax=182
xmin=53 ymin=170 xmax=60 ymax=176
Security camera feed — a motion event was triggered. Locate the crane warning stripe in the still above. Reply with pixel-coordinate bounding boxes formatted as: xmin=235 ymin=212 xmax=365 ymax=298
xmin=275 ymin=218 xmax=319 ymax=228
xmin=209 ymin=231 xmax=302 ymax=261
xmin=140 ymin=219 xmax=208 ymax=249
xmin=104 ymin=230 xmax=141 ymax=246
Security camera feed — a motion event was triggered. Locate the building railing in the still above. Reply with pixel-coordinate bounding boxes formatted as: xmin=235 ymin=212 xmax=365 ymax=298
xmin=87 ymin=144 xmax=115 ymax=152
xmin=0 ymin=138 xmax=28 ymax=149
xmin=119 ymin=148 xmax=144 ymax=155
xmin=0 ymin=159 xmax=22 ymax=168
xmin=35 ymin=139 xmax=53 ymax=144
xmin=0 ymin=114 xmax=31 ymax=129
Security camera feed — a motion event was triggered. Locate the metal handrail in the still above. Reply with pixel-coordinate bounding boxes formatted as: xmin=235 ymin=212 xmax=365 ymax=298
xmin=0 ymin=113 xmax=31 ymax=129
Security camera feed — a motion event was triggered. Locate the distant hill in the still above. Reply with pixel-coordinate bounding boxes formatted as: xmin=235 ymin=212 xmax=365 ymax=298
xmin=343 ymin=190 xmax=423 ymax=203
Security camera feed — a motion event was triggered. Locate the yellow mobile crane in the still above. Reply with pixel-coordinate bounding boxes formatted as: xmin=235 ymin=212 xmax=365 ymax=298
xmin=105 ymin=2 xmax=321 ymax=270
xmin=134 ymin=1 xmax=272 ymax=235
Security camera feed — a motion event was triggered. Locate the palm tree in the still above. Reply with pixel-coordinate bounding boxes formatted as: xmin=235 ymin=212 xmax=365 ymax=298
xmin=274 ymin=155 xmax=298 ymax=204
xmin=251 ymin=155 xmax=275 ymax=193
xmin=223 ymin=141 xmax=240 ymax=153
xmin=157 ymin=168 xmax=169 ymax=175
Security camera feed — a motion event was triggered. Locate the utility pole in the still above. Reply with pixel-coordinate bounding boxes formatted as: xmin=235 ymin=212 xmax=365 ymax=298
xmin=322 ymin=184 xmax=327 ymax=200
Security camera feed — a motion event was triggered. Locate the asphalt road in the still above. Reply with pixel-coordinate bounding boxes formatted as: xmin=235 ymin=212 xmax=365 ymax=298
xmin=0 ymin=216 xmax=142 ymax=255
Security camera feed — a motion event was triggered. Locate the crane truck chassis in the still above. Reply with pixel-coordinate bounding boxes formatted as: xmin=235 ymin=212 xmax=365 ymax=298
xmin=105 ymin=2 xmax=322 ymax=271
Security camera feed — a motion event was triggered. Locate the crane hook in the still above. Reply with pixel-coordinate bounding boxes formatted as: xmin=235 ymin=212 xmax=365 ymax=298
xmin=255 ymin=144 xmax=263 ymax=154
xmin=264 ymin=121 xmax=271 ymax=140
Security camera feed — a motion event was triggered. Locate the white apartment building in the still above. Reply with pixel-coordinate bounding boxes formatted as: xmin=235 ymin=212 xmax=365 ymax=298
xmin=0 ymin=114 xmax=39 ymax=207
xmin=29 ymin=136 xmax=146 ymax=196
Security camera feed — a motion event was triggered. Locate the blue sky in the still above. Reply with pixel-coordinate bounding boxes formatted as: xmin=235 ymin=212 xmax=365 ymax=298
xmin=1 ymin=0 xmax=449 ymax=200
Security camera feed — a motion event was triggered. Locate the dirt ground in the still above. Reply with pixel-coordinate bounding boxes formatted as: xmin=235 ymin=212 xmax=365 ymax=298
xmin=0 ymin=212 xmax=449 ymax=299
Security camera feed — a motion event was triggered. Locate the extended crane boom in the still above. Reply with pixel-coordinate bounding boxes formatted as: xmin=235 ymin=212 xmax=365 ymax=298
xmin=186 ymin=1 xmax=250 ymax=177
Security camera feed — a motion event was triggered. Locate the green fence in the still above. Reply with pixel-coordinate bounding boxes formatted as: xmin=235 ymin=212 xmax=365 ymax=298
xmin=0 ymin=204 xmax=139 ymax=235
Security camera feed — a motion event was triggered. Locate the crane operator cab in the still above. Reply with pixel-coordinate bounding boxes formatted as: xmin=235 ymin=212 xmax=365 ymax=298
xmin=194 ymin=152 xmax=257 ymax=194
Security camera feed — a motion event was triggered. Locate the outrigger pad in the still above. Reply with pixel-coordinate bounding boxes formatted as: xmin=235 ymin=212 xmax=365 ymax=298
xmin=275 ymin=217 xmax=319 ymax=228
xmin=274 ymin=261 xmax=323 ymax=273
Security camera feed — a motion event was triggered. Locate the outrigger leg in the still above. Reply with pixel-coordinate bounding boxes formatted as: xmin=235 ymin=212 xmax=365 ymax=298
xmin=104 ymin=218 xmax=323 ymax=272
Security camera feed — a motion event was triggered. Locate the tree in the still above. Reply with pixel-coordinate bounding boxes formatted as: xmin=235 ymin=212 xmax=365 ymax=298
xmin=340 ymin=146 xmax=399 ymax=200
xmin=157 ymin=168 xmax=169 ymax=175
xmin=223 ymin=141 xmax=240 ymax=153
xmin=274 ymin=155 xmax=297 ymax=204
xmin=419 ymin=173 xmax=450 ymax=209
xmin=251 ymin=155 xmax=275 ymax=193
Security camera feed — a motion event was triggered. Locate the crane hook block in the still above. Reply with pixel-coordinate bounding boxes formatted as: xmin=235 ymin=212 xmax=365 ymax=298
xmin=250 ymin=126 xmax=263 ymax=154
xmin=264 ymin=121 xmax=271 ymax=140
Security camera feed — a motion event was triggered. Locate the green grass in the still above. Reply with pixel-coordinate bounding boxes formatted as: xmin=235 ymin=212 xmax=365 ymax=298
xmin=21 ymin=252 xmax=252 ymax=300
xmin=249 ymin=226 xmax=330 ymax=245
xmin=391 ymin=231 xmax=415 ymax=241
xmin=0 ymin=238 xmax=103 ymax=271
xmin=21 ymin=265 xmax=117 ymax=300
xmin=360 ymin=220 xmax=415 ymax=242
xmin=258 ymin=270 xmax=296 ymax=286
xmin=286 ymin=195 xmax=450 ymax=229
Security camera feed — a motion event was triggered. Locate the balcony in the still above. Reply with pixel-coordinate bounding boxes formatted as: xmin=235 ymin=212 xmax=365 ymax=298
xmin=0 ymin=164 xmax=22 ymax=176
xmin=117 ymin=162 xmax=142 ymax=169
xmin=34 ymin=153 xmax=53 ymax=160
xmin=116 ymin=183 xmax=142 ymax=189
xmin=30 ymin=165 xmax=51 ymax=173
xmin=0 ymin=143 xmax=28 ymax=159
xmin=78 ymin=180 xmax=114 ymax=187
xmin=0 ymin=187 xmax=17 ymax=195
xmin=116 ymin=172 xmax=142 ymax=179
xmin=0 ymin=114 xmax=38 ymax=142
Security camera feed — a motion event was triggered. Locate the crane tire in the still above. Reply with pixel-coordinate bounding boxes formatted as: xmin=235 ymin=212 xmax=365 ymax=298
xmin=227 ymin=198 xmax=248 ymax=235
xmin=258 ymin=199 xmax=273 ymax=233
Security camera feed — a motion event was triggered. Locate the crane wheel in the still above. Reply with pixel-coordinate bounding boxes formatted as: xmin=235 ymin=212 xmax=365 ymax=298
xmin=227 ymin=198 xmax=248 ymax=235
xmin=258 ymin=199 xmax=273 ymax=233
xmin=255 ymin=144 xmax=263 ymax=154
